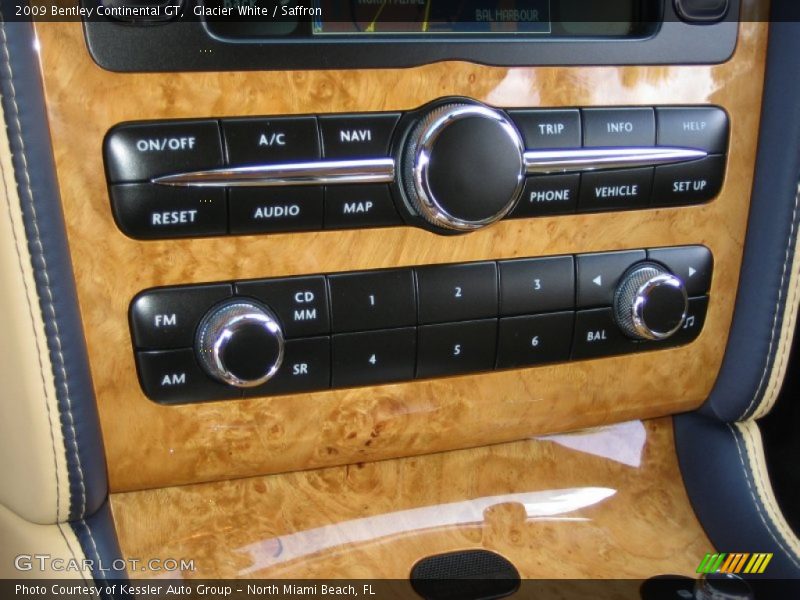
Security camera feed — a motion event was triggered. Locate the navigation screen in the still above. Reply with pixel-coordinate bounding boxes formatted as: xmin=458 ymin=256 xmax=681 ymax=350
xmin=312 ymin=0 xmax=552 ymax=35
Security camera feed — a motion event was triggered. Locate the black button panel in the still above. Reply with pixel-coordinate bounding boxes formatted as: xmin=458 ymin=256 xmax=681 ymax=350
xmin=105 ymin=105 xmax=729 ymax=240
xmin=130 ymin=245 xmax=712 ymax=404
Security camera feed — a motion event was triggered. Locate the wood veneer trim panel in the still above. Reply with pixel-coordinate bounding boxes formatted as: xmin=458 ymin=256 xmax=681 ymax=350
xmin=111 ymin=418 xmax=711 ymax=579
xmin=34 ymin=7 xmax=767 ymax=492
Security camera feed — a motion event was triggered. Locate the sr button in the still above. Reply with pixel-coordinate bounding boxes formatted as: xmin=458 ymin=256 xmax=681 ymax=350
xmin=237 ymin=276 xmax=330 ymax=338
xmin=243 ymin=337 xmax=331 ymax=397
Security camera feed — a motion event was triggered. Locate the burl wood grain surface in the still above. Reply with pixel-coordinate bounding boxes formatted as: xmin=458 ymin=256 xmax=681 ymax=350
xmin=35 ymin=7 xmax=767 ymax=492
xmin=111 ymin=418 xmax=710 ymax=581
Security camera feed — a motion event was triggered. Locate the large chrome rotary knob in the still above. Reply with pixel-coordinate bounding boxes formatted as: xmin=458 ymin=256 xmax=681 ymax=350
xmin=401 ymin=102 xmax=526 ymax=232
xmin=195 ymin=299 xmax=284 ymax=388
xmin=614 ymin=262 xmax=688 ymax=341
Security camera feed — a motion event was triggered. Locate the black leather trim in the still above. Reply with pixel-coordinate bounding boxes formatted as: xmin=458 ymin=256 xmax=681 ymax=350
xmin=70 ymin=501 xmax=131 ymax=589
xmin=674 ymin=413 xmax=800 ymax=587
xmin=702 ymin=10 xmax=800 ymax=421
xmin=0 ymin=16 xmax=108 ymax=522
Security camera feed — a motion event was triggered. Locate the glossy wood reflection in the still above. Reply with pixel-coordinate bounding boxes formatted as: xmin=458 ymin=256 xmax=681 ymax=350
xmin=34 ymin=4 xmax=768 ymax=492
xmin=112 ymin=419 xmax=710 ymax=579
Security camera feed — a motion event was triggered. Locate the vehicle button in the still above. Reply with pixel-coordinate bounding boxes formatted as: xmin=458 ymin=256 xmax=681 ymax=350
xmin=416 ymin=262 xmax=498 ymax=324
xmin=328 ymin=269 xmax=416 ymax=333
xmin=648 ymin=245 xmax=713 ymax=296
xmin=499 ymin=256 xmax=574 ymax=316
xmin=651 ymin=155 xmax=724 ymax=206
xmin=582 ymin=108 xmax=656 ymax=147
xmin=243 ymin=337 xmax=331 ymax=397
xmin=572 ymin=308 xmax=638 ymax=359
xmin=237 ymin=276 xmax=330 ymax=338
xmin=324 ymin=185 xmax=402 ymax=229
xmin=576 ymin=250 xmax=646 ymax=308
xmin=656 ymin=107 xmax=729 ymax=154
xmin=509 ymin=174 xmax=579 ymax=218
xmin=332 ymin=328 xmax=416 ymax=387
xmin=417 ymin=319 xmax=498 ymax=378
xmin=497 ymin=312 xmax=574 ymax=369
xmin=130 ymin=284 xmax=233 ymax=349
xmin=579 ymin=167 xmax=653 ymax=211
xmin=319 ymin=113 xmax=400 ymax=158
xmin=136 ymin=349 xmax=239 ymax=404
xmin=222 ymin=116 xmax=320 ymax=165
xmin=105 ymin=120 xmax=223 ymax=183
xmin=674 ymin=0 xmax=729 ymax=23
xmin=229 ymin=187 xmax=323 ymax=234
xmin=110 ymin=184 xmax=227 ymax=239
xmin=507 ymin=109 xmax=581 ymax=149
xmin=640 ymin=296 xmax=709 ymax=350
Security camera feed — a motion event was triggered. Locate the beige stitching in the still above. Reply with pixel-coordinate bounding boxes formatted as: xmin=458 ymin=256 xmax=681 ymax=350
xmin=80 ymin=519 xmax=108 ymax=583
xmin=56 ymin=522 xmax=91 ymax=585
xmin=753 ymin=183 xmax=800 ymax=419
xmin=0 ymin=19 xmax=63 ymax=523
xmin=744 ymin=182 xmax=800 ymax=418
xmin=733 ymin=421 xmax=800 ymax=567
xmin=0 ymin=18 xmax=87 ymax=518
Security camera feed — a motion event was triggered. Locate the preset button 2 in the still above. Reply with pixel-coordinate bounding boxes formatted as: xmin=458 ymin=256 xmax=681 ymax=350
xmin=416 ymin=262 xmax=498 ymax=324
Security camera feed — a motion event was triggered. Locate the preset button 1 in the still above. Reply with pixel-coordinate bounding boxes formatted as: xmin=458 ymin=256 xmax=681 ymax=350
xmin=237 ymin=276 xmax=330 ymax=338
xmin=328 ymin=269 xmax=416 ymax=332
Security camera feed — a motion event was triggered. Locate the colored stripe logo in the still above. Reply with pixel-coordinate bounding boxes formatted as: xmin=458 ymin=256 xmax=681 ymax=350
xmin=697 ymin=552 xmax=773 ymax=574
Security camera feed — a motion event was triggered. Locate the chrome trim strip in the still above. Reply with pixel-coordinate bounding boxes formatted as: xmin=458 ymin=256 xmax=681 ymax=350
xmin=524 ymin=147 xmax=707 ymax=175
xmin=152 ymin=158 xmax=396 ymax=187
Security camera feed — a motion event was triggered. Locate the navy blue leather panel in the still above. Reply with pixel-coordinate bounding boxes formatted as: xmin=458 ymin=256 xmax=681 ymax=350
xmin=703 ymin=14 xmax=800 ymax=421
xmin=71 ymin=501 xmax=132 ymax=592
xmin=675 ymin=413 xmax=800 ymax=586
xmin=0 ymin=16 xmax=108 ymax=521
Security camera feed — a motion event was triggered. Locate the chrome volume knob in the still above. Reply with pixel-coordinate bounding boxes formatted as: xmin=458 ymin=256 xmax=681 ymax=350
xmin=614 ymin=262 xmax=688 ymax=341
xmin=195 ymin=299 xmax=284 ymax=388
xmin=401 ymin=102 xmax=526 ymax=232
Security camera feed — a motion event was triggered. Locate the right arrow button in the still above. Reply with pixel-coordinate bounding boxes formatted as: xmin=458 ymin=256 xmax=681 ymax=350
xmin=647 ymin=245 xmax=714 ymax=297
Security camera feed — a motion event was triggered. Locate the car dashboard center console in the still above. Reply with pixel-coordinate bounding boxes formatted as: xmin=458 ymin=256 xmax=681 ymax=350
xmin=26 ymin=0 xmax=765 ymax=503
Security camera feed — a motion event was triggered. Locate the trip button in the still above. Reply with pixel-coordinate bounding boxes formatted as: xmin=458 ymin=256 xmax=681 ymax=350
xmin=222 ymin=116 xmax=320 ymax=164
xmin=417 ymin=319 xmax=498 ymax=378
xmin=507 ymin=109 xmax=581 ymax=149
xmin=237 ymin=276 xmax=330 ymax=338
xmin=110 ymin=184 xmax=227 ymax=239
xmin=332 ymin=327 xmax=416 ymax=387
xmin=229 ymin=187 xmax=323 ymax=234
xmin=576 ymin=250 xmax=646 ymax=308
xmin=136 ymin=349 xmax=239 ymax=404
xmin=648 ymin=246 xmax=713 ymax=296
xmin=328 ymin=269 xmax=416 ymax=333
xmin=130 ymin=284 xmax=233 ymax=349
xmin=319 ymin=113 xmax=400 ymax=158
xmin=651 ymin=155 xmax=724 ymax=206
xmin=579 ymin=167 xmax=653 ymax=211
xmin=416 ymin=262 xmax=498 ymax=324
xmin=572 ymin=308 xmax=638 ymax=359
xmin=499 ymin=256 xmax=574 ymax=316
xmin=324 ymin=185 xmax=402 ymax=229
xmin=243 ymin=337 xmax=331 ymax=397
xmin=509 ymin=174 xmax=579 ymax=218
xmin=656 ymin=107 xmax=729 ymax=154
xmin=497 ymin=312 xmax=574 ymax=369
xmin=582 ymin=108 xmax=656 ymax=147
xmin=105 ymin=120 xmax=223 ymax=183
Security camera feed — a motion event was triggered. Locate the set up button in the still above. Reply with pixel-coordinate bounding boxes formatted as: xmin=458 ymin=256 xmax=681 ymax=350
xmin=652 ymin=155 xmax=725 ymax=207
